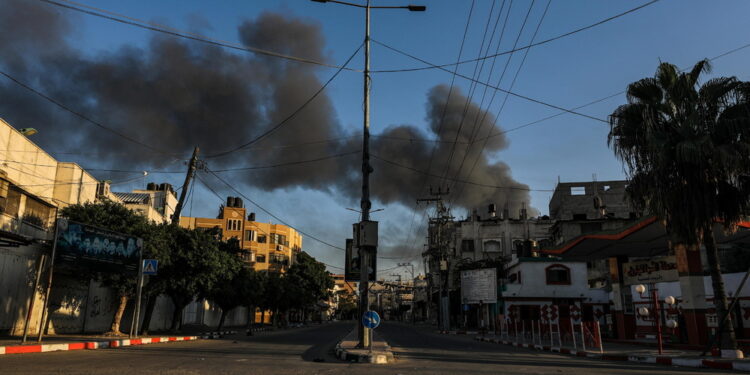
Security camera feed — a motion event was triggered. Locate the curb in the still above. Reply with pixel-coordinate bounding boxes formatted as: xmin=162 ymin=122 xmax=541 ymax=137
xmin=0 ymin=331 xmax=236 ymax=356
xmin=334 ymin=342 xmax=392 ymax=364
xmin=475 ymin=336 xmax=750 ymax=372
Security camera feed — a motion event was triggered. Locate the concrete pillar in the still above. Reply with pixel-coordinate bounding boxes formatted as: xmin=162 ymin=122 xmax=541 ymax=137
xmin=609 ymin=256 xmax=635 ymax=339
xmin=675 ymin=244 xmax=709 ymax=346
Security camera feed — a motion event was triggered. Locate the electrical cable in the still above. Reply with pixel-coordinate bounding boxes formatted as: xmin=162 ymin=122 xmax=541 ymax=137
xmin=205 ymin=43 xmax=363 ymax=158
xmin=450 ymin=0 xmax=551 ymax=208
xmin=195 ymin=171 xmax=345 ymax=270
xmin=372 ymin=40 xmax=608 ymax=124
xmin=38 ymin=0 xmax=360 ymax=72
xmin=371 ymin=154 xmax=553 ymax=192
xmin=0 ymin=70 xmax=176 ymax=156
xmin=398 ymin=0 xmax=477 ymax=270
xmin=210 ymin=150 xmax=359 ymax=172
xmin=371 ymin=0 xmax=661 ymax=73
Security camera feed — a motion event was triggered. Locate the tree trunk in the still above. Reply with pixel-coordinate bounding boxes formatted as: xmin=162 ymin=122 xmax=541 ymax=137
xmin=247 ymin=305 xmax=255 ymax=329
xmin=704 ymin=226 xmax=738 ymax=351
xmin=217 ymin=309 xmax=227 ymax=332
xmin=139 ymin=295 xmax=158 ymax=335
xmin=110 ymin=295 xmax=128 ymax=334
xmin=170 ymin=301 xmax=185 ymax=332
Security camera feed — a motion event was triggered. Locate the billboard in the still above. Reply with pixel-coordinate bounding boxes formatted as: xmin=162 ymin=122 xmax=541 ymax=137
xmin=55 ymin=219 xmax=142 ymax=272
xmin=623 ymin=256 xmax=678 ymax=285
xmin=460 ymin=268 xmax=497 ymax=304
xmin=345 ymin=238 xmax=376 ymax=282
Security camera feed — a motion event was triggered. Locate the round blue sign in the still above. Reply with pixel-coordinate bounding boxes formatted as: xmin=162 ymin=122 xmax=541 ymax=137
xmin=362 ymin=310 xmax=381 ymax=329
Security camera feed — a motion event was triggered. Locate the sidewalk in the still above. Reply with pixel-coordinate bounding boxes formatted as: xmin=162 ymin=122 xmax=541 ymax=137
xmin=476 ymin=334 xmax=750 ymax=372
xmin=0 ymin=330 xmax=236 ymax=356
xmin=335 ymin=328 xmax=393 ymax=364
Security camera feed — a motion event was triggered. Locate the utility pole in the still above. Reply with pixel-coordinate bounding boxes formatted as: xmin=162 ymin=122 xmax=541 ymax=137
xmin=398 ymin=262 xmax=415 ymax=324
xmin=172 ymin=147 xmax=199 ymax=225
xmin=311 ymin=0 xmax=425 ymax=349
xmin=417 ymin=186 xmax=452 ymax=331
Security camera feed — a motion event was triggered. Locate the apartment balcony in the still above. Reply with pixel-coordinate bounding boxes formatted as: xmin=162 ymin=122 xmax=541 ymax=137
xmin=0 ymin=213 xmax=53 ymax=241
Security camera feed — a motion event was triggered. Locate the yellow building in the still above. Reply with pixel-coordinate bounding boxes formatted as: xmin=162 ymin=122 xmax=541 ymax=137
xmin=179 ymin=197 xmax=302 ymax=273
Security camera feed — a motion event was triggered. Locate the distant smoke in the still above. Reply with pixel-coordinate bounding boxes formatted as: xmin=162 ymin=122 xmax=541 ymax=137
xmin=0 ymin=0 xmax=532 ymax=214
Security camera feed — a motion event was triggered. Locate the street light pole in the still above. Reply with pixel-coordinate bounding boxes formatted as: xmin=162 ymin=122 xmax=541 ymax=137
xmin=311 ymin=0 xmax=425 ymax=349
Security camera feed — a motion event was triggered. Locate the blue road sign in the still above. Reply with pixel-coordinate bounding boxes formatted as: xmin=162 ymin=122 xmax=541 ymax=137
xmin=362 ymin=310 xmax=380 ymax=329
xmin=143 ymin=259 xmax=158 ymax=275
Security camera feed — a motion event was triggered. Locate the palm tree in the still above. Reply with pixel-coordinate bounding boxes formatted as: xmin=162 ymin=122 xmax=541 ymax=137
xmin=608 ymin=59 xmax=750 ymax=354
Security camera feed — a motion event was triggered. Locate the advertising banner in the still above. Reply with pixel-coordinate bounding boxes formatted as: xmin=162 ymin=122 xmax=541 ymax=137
xmin=622 ymin=256 xmax=678 ymax=285
xmin=345 ymin=238 xmax=376 ymax=282
xmin=460 ymin=268 xmax=497 ymax=304
xmin=55 ymin=219 xmax=142 ymax=272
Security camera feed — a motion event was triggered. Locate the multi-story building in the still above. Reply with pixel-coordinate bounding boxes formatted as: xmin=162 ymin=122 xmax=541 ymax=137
xmin=113 ymin=183 xmax=178 ymax=224
xmin=179 ymin=197 xmax=303 ymax=272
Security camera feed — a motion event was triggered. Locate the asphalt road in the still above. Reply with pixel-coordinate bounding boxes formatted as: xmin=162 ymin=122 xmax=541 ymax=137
xmin=0 ymin=321 xmax=731 ymax=374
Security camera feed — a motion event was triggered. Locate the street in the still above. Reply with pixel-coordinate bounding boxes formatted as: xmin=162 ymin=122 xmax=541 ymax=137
xmin=0 ymin=322 xmax=728 ymax=374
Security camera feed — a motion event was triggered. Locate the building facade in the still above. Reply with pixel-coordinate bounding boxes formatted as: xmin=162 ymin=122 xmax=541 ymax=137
xmin=179 ymin=197 xmax=303 ymax=273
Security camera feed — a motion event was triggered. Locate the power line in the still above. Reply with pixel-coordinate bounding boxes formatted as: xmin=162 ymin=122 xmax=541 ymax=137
xmin=0 ymin=70 xmax=175 ymax=156
xmin=194 ymin=171 xmax=345 ymax=270
xmin=399 ymin=0 xmax=477 ymax=272
xmin=38 ymin=0 xmax=360 ymax=72
xmin=210 ymin=150 xmax=359 ymax=172
xmin=373 ymin=40 xmax=608 ymax=124
xmin=450 ymin=0 xmax=551 ymax=208
xmin=205 ymin=167 xmax=346 ymax=251
xmin=205 ymin=43 xmax=363 ymax=158
xmin=371 ymin=0 xmax=661 ymax=73
xmin=439 ymin=0 xmax=515 ymax=185
xmin=371 ymin=153 xmax=554 ymax=192
xmin=0 ymin=159 xmax=184 ymax=174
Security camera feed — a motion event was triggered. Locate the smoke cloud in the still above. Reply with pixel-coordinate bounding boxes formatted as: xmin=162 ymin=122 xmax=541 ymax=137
xmin=0 ymin=0 xmax=532 ymax=214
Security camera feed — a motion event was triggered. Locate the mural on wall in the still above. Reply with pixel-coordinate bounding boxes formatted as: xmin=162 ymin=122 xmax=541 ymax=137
xmin=55 ymin=219 xmax=142 ymax=272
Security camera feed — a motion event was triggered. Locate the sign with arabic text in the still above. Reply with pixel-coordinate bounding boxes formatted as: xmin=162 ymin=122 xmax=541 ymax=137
xmin=623 ymin=256 xmax=678 ymax=285
xmin=55 ymin=219 xmax=142 ymax=272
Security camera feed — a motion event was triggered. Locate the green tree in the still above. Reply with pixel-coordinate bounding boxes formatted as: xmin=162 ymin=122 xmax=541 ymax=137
xmin=203 ymin=238 xmax=245 ymax=331
xmin=608 ymin=59 xmax=750 ymax=352
xmin=284 ymin=252 xmax=334 ymax=322
xmin=160 ymin=227 xmax=228 ymax=331
xmin=59 ymin=199 xmax=158 ymax=335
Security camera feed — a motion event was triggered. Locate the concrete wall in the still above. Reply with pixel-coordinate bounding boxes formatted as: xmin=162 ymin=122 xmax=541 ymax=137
xmin=503 ymin=260 xmax=608 ymax=301
xmin=549 ymin=180 xmax=632 ymax=220
xmin=0 ymin=244 xmax=46 ymax=335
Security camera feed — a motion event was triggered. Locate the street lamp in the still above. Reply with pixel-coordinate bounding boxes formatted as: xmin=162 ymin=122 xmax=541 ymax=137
xmin=635 ymin=284 xmax=677 ymax=354
xmin=311 ymin=0 xmax=425 ymax=349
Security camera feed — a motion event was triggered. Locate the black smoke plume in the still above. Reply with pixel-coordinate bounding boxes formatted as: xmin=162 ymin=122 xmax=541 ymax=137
xmin=0 ymin=0 xmax=532 ymax=214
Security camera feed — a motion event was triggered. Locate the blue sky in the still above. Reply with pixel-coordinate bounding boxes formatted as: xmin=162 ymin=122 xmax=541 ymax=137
xmin=20 ymin=0 xmax=750 ymax=278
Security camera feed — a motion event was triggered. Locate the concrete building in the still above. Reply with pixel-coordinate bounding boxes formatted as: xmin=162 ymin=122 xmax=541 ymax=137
xmin=179 ymin=197 xmax=302 ymax=273
xmin=502 ymin=257 xmax=609 ymax=336
xmin=113 ymin=183 xmax=178 ymax=224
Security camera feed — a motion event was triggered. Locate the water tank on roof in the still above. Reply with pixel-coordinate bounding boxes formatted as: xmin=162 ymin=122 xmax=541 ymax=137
xmin=147 ymin=182 xmax=157 ymax=190
xmin=227 ymin=196 xmax=236 ymax=207
xmin=162 ymin=183 xmax=173 ymax=192
xmin=235 ymin=197 xmax=243 ymax=208
xmin=248 ymin=212 xmax=256 ymax=221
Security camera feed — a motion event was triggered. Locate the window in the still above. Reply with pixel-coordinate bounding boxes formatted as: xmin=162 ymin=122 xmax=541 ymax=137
xmin=23 ymin=196 xmax=52 ymax=227
xmin=484 ymin=240 xmax=502 ymax=253
xmin=270 ymin=233 xmax=287 ymax=245
xmin=572 ymin=213 xmax=587 ymax=220
xmin=227 ymin=219 xmax=242 ymax=231
xmin=240 ymin=251 xmax=253 ymax=262
xmin=546 ymin=264 xmax=571 ymax=285
xmin=570 ymin=186 xmax=586 ymax=195
xmin=257 ymin=234 xmax=267 ymax=243
xmin=461 ymin=239 xmax=474 ymax=252
xmin=245 ymin=230 xmax=256 ymax=242
xmin=256 ymin=254 xmax=266 ymax=263
xmin=4 ymin=186 xmax=21 ymax=217
xmin=508 ymin=271 xmax=521 ymax=284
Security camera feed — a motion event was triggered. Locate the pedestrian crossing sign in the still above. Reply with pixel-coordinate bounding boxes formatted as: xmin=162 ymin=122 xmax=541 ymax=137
xmin=143 ymin=259 xmax=158 ymax=275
